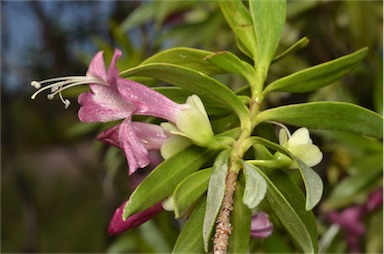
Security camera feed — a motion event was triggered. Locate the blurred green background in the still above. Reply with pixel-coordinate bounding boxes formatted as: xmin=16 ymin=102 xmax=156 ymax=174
xmin=1 ymin=1 xmax=382 ymax=253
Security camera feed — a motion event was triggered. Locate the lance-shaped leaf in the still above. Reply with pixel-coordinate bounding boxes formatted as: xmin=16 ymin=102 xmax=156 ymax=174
xmin=219 ymin=0 xmax=257 ymax=58
xmin=242 ymin=162 xmax=267 ymax=209
xmin=244 ymin=137 xmax=323 ymax=210
xmin=264 ymin=48 xmax=368 ymax=94
xmin=173 ymin=168 xmax=212 ymax=218
xmin=249 ymin=0 xmax=286 ymax=67
xmin=272 ymin=37 xmax=309 ymax=64
xmin=203 ymin=150 xmax=231 ymax=252
xmin=141 ymin=47 xmax=226 ymax=75
xmin=204 ymin=51 xmax=257 ymax=85
xmin=257 ymin=102 xmax=383 ymax=138
xmin=227 ymin=182 xmax=252 ymax=254
xmin=172 ymin=198 xmax=206 ymax=254
xmin=123 ymin=146 xmax=215 ymax=219
xmin=258 ymin=166 xmax=318 ymax=253
xmin=120 ymin=63 xmax=250 ymax=130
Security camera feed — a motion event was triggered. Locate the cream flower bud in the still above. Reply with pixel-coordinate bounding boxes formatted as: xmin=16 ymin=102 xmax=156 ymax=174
xmin=162 ymin=95 xmax=222 ymax=149
xmin=277 ymin=127 xmax=323 ymax=169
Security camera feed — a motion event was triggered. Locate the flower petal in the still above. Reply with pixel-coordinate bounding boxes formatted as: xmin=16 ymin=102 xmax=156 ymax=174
xmin=131 ymin=122 xmax=170 ymax=150
xmin=97 ymin=124 xmax=120 ymax=148
xmin=78 ymin=84 xmax=135 ymax=122
xmin=108 ymin=201 xmax=163 ymax=235
xmin=116 ymin=78 xmax=184 ymax=122
xmin=118 ymin=118 xmax=152 ymax=174
xmin=287 ymin=144 xmax=323 ymax=168
xmin=86 ymin=51 xmax=108 ymax=81
xmin=107 ymin=48 xmax=122 ymax=85
xmin=287 ymin=127 xmax=313 ymax=146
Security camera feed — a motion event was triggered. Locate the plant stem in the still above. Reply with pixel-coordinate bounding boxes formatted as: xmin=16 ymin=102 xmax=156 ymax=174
xmin=213 ymin=97 xmax=262 ymax=253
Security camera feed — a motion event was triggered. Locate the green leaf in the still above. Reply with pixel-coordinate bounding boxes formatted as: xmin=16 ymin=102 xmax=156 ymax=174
xmin=227 ymin=182 xmax=252 ymax=254
xmin=141 ymin=47 xmax=226 ymax=75
xmin=242 ymin=162 xmax=267 ymax=209
xmin=172 ymin=198 xmax=206 ymax=254
xmin=257 ymin=166 xmax=318 ymax=253
xmin=203 ymin=150 xmax=230 ymax=252
xmin=249 ymin=0 xmax=286 ymax=66
xmin=257 ymin=102 xmax=383 ymax=138
xmin=123 ymin=146 xmax=215 ymax=219
xmin=120 ymin=63 xmax=250 ymax=129
xmin=245 ymin=137 xmax=323 ymax=210
xmin=264 ymin=48 xmax=368 ymax=94
xmin=219 ymin=0 xmax=257 ymax=58
xmin=204 ymin=51 xmax=257 ymax=84
xmin=272 ymin=37 xmax=309 ymax=64
xmin=173 ymin=168 xmax=212 ymax=218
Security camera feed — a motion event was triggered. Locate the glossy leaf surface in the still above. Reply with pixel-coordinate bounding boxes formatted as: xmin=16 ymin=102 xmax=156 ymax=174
xmin=249 ymin=0 xmax=286 ymax=66
xmin=257 ymin=101 xmax=383 ymax=138
xmin=258 ymin=166 xmax=318 ymax=253
xmin=264 ymin=48 xmax=368 ymax=94
xmin=172 ymin=198 xmax=206 ymax=254
xmin=173 ymin=168 xmax=212 ymax=218
xmin=227 ymin=182 xmax=252 ymax=254
xmin=219 ymin=0 xmax=257 ymax=58
xmin=204 ymin=51 xmax=257 ymax=84
xmin=141 ymin=47 xmax=226 ymax=75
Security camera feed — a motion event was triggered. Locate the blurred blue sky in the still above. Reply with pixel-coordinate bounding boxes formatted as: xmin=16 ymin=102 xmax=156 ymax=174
xmin=1 ymin=1 xmax=115 ymax=94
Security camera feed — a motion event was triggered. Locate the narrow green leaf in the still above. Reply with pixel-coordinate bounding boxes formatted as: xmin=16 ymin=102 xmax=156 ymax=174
xmin=204 ymin=51 xmax=257 ymax=84
xmin=141 ymin=47 xmax=226 ymax=75
xmin=272 ymin=37 xmax=309 ymax=64
xmin=219 ymin=0 xmax=257 ymax=58
xmin=257 ymin=102 xmax=383 ymax=138
xmin=172 ymin=198 xmax=206 ymax=254
xmin=123 ymin=146 xmax=215 ymax=219
xmin=203 ymin=150 xmax=231 ymax=252
xmin=120 ymin=63 xmax=250 ymax=129
xmin=257 ymin=166 xmax=318 ymax=253
xmin=227 ymin=182 xmax=252 ymax=254
xmin=242 ymin=162 xmax=267 ymax=209
xmin=264 ymin=48 xmax=368 ymax=94
xmin=245 ymin=137 xmax=323 ymax=210
xmin=173 ymin=168 xmax=212 ymax=218
xmin=292 ymin=155 xmax=324 ymax=210
xmin=249 ymin=0 xmax=286 ymax=66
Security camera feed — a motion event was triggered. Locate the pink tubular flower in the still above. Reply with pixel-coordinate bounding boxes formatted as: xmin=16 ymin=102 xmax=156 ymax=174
xmin=31 ymin=48 xmax=188 ymax=174
xmin=108 ymin=201 xmax=163 ymax=235
xmin=77 ymin=49 xmax=187 ymax=174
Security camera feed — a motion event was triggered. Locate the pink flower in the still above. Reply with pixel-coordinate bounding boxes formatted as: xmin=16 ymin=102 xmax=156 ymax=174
xmin=31 ymin=48 xmax=188 ymax=174
xmin=250 ymin=212 xmax=273 ymax=238
xmin=78 ymin=49 xmax=188 ymax=174
xmin=96 ymin=120 xmax=170 ymax=174
xmin=108 ymin=201 xmax=163 ymax=235
xmin=31 ymin=48 xmax=217 ymax=174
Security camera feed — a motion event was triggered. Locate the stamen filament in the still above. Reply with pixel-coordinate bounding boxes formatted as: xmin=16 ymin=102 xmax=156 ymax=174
xmin=30 ymin=76 xmax=108 ymax=109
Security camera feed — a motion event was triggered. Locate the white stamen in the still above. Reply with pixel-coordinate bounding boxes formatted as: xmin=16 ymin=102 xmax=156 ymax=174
xmin=30 ymin=76 xmax=108 ymax=108
xmin=31 ymin=81 xmax=41 ymax=89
